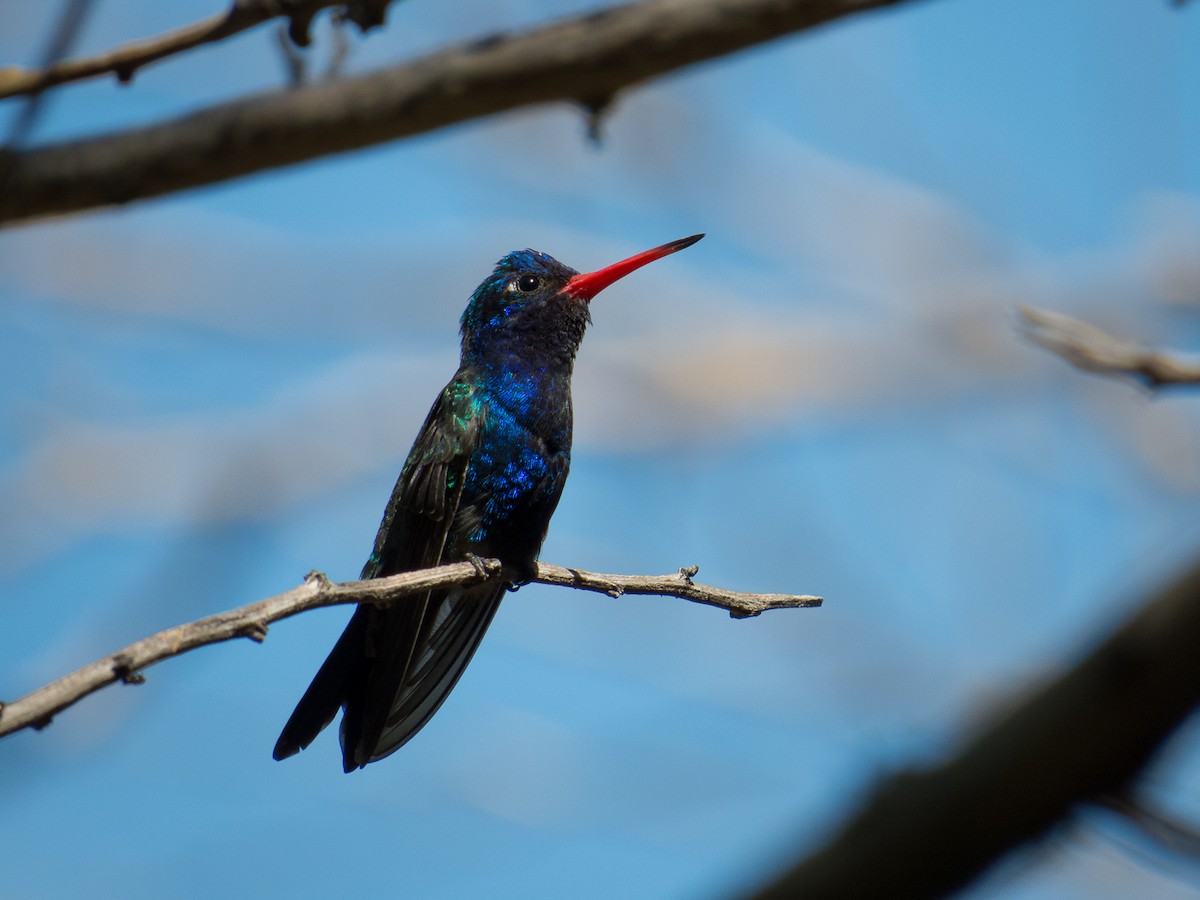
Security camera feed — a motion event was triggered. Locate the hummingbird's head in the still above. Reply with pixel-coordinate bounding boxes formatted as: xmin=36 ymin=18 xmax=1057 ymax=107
xmin=460 ymin=235 xmax=705 ymax=369
xmin=461 ymin=249 xmax=581 ymax=336
xmin=460 ymin=248 xmax=589 ymax=369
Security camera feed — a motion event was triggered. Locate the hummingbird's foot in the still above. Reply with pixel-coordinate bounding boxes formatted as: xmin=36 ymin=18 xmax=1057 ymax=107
xmin=463 ymin=553 xmax=493 ymax=579
xmin=504 ymin=560 xmax=539 ymax=591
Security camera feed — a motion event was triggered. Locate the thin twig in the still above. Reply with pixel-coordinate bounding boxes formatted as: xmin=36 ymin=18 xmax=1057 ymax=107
xmin=275 ymin=23 xmax=309 ymax=87
xmin=1018 ymin=305 xmax=1200 ymax=387
xmin=535 ymin=562 xmax=820 ymax=618
xmin=0 ymin=560 xmax=820 ymax=740
xmin=0 ymin=0 xmax=920 ymax=226
xmin=0 ymin=0 xmax=364 ymax=100
xmin=1 ymin=0 xmax=95 ymax=138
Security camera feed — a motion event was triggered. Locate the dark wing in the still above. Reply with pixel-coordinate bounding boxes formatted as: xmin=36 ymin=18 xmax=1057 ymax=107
xmin=274 ymin=378 xmax=498 ymax=770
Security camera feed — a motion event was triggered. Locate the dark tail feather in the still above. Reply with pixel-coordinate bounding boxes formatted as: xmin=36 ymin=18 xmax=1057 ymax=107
xmin=344 ymin=583 xmax=507 ymax=770
xmin=276 ymin=585 xmax=506 ymax=771
xmin=273 ymin=609 xmax=367 ymax=762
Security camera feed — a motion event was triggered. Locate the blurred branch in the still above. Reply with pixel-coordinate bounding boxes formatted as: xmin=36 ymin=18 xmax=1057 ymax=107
xmin=0 ymin=560 xmax=820 ymax=740
xmin=0 ymin=0 xmax=922 ymax=226
xmin=1019 ymin=306 xmax=1200 ymax=387
xmin=748 ymin=555 xmax=1200 ymax=899
xmin=0 ymin=0 xmax=95 ymax=194
xmin=0 ymin=0 xmax=387 ymax=100
xmin=1100 ymin=792 xmax=1200 ymax=861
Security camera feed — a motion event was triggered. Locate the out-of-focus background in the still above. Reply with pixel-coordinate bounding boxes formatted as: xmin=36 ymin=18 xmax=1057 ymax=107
xmin=3 ymin=1 xmax=1200 ymax=897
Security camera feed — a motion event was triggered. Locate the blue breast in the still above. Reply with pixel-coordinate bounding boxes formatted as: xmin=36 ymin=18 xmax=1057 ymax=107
xmin=460 ymin=379 xmax=571 ymax=557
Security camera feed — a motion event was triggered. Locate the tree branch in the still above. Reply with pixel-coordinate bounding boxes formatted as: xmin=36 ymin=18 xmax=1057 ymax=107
xmin=0 ymin=0 xmax=96 ymax=205
xmin=0 ymin=0 xmax=921 ymax=227
xmin=747 ymin=555 xmax=1200 ymax=899
xmin=0 ymin=559 xmax=820 ymax=740
xmin=1019 ymin=305 xmax=1200 ymax=387
xmin=1099 ymin=792 xmax=1200 ymax=862
xmin=0 ymin=0 xmax=384 ymax=99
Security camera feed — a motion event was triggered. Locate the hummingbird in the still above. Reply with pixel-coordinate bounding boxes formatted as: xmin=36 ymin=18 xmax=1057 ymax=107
xmin=273 ymin=233 xmax=704 ymax=771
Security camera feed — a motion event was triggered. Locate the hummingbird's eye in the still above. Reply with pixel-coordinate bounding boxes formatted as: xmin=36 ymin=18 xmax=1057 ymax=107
xmin=516 ymin=275 xmax=540 ymax=293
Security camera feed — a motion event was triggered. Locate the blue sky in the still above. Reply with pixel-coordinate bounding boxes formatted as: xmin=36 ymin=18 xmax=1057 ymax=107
xmin=3 ymin=1 xmax=1200 ymax=897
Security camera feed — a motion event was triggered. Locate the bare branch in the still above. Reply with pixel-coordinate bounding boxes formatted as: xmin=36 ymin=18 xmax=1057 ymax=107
xmin=0 ymin=0 xmax=96 ymax=198
xmin=1 ymin=0 xmax=95 ymax=136
xmin=748 ymin=555 xmax=1200 ymax=899
xmin=0 ymin=0 xmax=364 ymax=100
xmin=1099 ymin=792 xmax=1200 ymax=862
xmin=536 ymin=562 xmax=820 ymax=618
xmin=0 ymin=0 xmax=922 ymax=226
xmin=0 ymin=559 xmax=820 ymax=740
xmin=1019 ymin=305 xmax=1200 ymax=387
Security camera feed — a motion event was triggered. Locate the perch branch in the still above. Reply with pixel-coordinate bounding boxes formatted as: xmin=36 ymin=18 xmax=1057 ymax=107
xmin=0 ymin=0 xmax=922 ymax=226
xmin=1019 ymin=305 xmax=1200 ymax=387
xmin=535 ymin=562 xmax=820 ymax=618
xmin=0 ymin=0 xmax=373 ymax=99
xmin=0 ymin=559 xmax=820 ymax=740
xmin=748 ymin=554 xmax=1200 ymax=899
